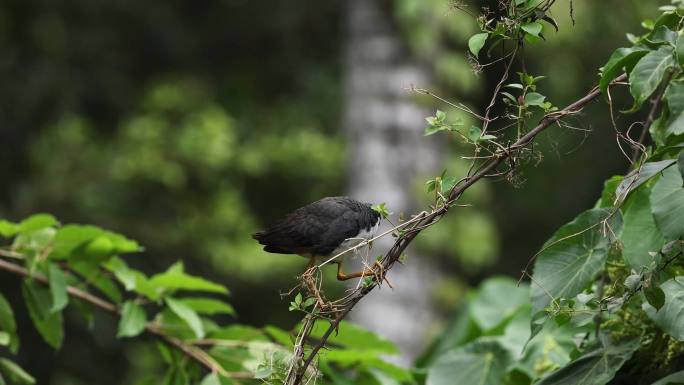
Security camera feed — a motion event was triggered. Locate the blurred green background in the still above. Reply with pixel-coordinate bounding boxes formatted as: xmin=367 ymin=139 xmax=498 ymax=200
xmin=0 ymin=0 xmax=663 ymax=383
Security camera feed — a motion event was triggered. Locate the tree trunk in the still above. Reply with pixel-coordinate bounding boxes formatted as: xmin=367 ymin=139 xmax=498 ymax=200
xmin=344 ymin=0 xmax=441 ymax=365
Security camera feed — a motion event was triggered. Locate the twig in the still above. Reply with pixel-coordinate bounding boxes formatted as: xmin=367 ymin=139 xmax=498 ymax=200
xmin=289 ymin=74 xmax=628 ymax=385
xmin=0 ymin=258 xmax=234 ymax=378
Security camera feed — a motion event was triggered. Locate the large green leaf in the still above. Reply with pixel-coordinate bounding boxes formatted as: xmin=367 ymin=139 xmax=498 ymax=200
xmin=620 ymin=188 xmax=665 ymax=269
xmin=651 ymin=166 xmax=684 ymax=240
xmin=21 ymin=280 xmax=64 ymax=349
xmin=469 ymin=277 xmax=528 ymax=331
xmin=629 ymin=46 xmax=676 ymax=110
xmin=643 ymin=276 xmax=684 ymax=341
xmin=536 ymin=335 xmax=639 ymax=385
xmin=600 ymin=46 xmax=649 ymax=93
xmin=165 ymin=297 xmax=205 ymax=338
xmin=615 ymin=159 xmax=676 ymax=203
xmin=150 ymin=262 xmax=228 ymax=295
xmin=651 ymin=370 xmax=684 ymax=385
xmin=0 ymin=292 xmax=18 ymax=353
xmin=117 ymin=301 xmax=147 ymax=338
xmin=665 ymin=82 xmax=684 ymax=137
xmin=426 ymin=341 xmax=511 ymax=385
xmin=531 ymin=209 xmax=622 ymax=313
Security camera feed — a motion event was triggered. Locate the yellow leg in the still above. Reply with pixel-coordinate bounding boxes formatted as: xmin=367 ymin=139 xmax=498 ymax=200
xmin=336 ymin=261 xmax=375 ymax=281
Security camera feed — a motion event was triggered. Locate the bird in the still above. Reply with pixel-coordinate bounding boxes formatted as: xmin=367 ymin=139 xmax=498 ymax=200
xmin=252 ymin=196 xmax=382 ymax=280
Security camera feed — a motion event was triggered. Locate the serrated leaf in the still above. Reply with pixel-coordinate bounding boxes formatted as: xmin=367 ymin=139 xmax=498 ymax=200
xmin=521 ymin=22 xmax=542 ymax=37
xmin=600 ymin=47 xmax=649 ymax=93
xmin=48 ymin=263 xmax=68 ymax=313
xmin=531 ymin=209 xmax=622 ymax=314
xmin=150 ymin=262 xmax=228 ymax=295
xmin=536 ymin=335 xmax=639 ymax=385
xmin=643 ymin=276 xmax=684 ymax=341
xmin=650 ymin=166 xmax=684 ymax=240
xmin=21 ymin=280 xmax=64 ymax=349
xmin=165 ymin=297 xmax=205 ymax=338
xmin=0 ymin=359 xmax=35 ymax=385
xmin=117 ymin=300 xmax=147 ymax=338
xmin=177 ymin=298 xmax=235 ymax=316
xmin=629 ymin=46 xmax=676 ymax=110
xmin=468 ymin=33 xmax=488 ymax=57
xmin=0 ymin=293 xmax=18 ymax=353
xmin=664 ymin=82 xmax=684 ymax=136
xmin=620 ymin=188 xmax=665 ymax=269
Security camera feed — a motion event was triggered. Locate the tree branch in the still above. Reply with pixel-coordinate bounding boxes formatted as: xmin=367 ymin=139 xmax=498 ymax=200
xmin=0 ymin=258 xmax=235 ymax=378
xmin=290 ymin=73 xmax=628 ymax=385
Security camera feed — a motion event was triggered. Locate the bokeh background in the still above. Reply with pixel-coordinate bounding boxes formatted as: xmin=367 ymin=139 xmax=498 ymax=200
xmin=0 ymin=0 xmax=663 ymax=383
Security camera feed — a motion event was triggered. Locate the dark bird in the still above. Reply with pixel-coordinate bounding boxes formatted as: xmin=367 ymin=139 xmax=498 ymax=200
xmin=252 ymin=196 xmax=382 ymax=280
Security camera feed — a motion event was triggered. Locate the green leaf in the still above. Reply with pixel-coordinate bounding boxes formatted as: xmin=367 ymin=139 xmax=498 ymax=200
xmin=309 ymin=320 xmax=398 ymax=354
xmin=165 ymin=297 xmax=205 ymax=338
xmin=531 ymin=209 xmax=622 ymax=314
xmin=48 ymin=263 xmax=68 ymax=313
xmin=470 ymin=277 xmax=528 ymax=331
xmin=647 ymin=26 xmax=678 ymax=45
xmin=650 ymin=166 xmax=684 ymax=240
xmin=644 ymin=286 xmax=666 ymax=310
xmin=52 ymin=224 xmax=141 ymax=260
xmin=521 ymin=22 xmax=542 ymax=37
xmin=0 ymin=359 xmax=35 ymax=385
xmin=629 ymin=46 xmax=676 ymax=110
xmin=651 ymin=370 xmax=684 ymax=385
xmin=467 ymin=126 xmax=482 ymax=142
xmin=176 ymin=297 xmax=235 ymax=316
xmin=18 ymin=214 xmax=58 ymax=233
xmin=680 ymin=151 xmax=684 ymax=182
xmin=468 ymin=33 xmax=488 ymax=57
xmin=615 ymin=159 xmax=676 ymax=203
xmin=664 ymin=82 xmax=684 ymax=136
xmin=676 ymin=34 xmax=684 ymax=67
xmin=117 ymin=300 xmax=147 ymax=338
xmin=620 ymin=188 xmax=665 ymax=269
xmin=0 ymin=293 xmax=18 ymax=353
xmin=600 ymin=47 xmax=649 ymax=93
xmin=21 ymin=280 xmax=64 ymax=349
xmin=150 ymin=262 xmax=228 ymax=295
xmin=644 ymin=276 xmax=684 ymax=341
xmin=105 ymin=257 xmax=159 ymax=300
xmin=264 ymin=325 xmax=293 ymax=347
xmin=536 ymin=335 xmax=639 ymax=385
xmin=0 ymin=220 xmax=19 ymax=238
xmin=426 ymin=341 xmax=511 ymax=385
xmin=524 ymin=92 xmax=546 ymax=107
xmin=71 ymin=261 xmax=122 ymax=303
